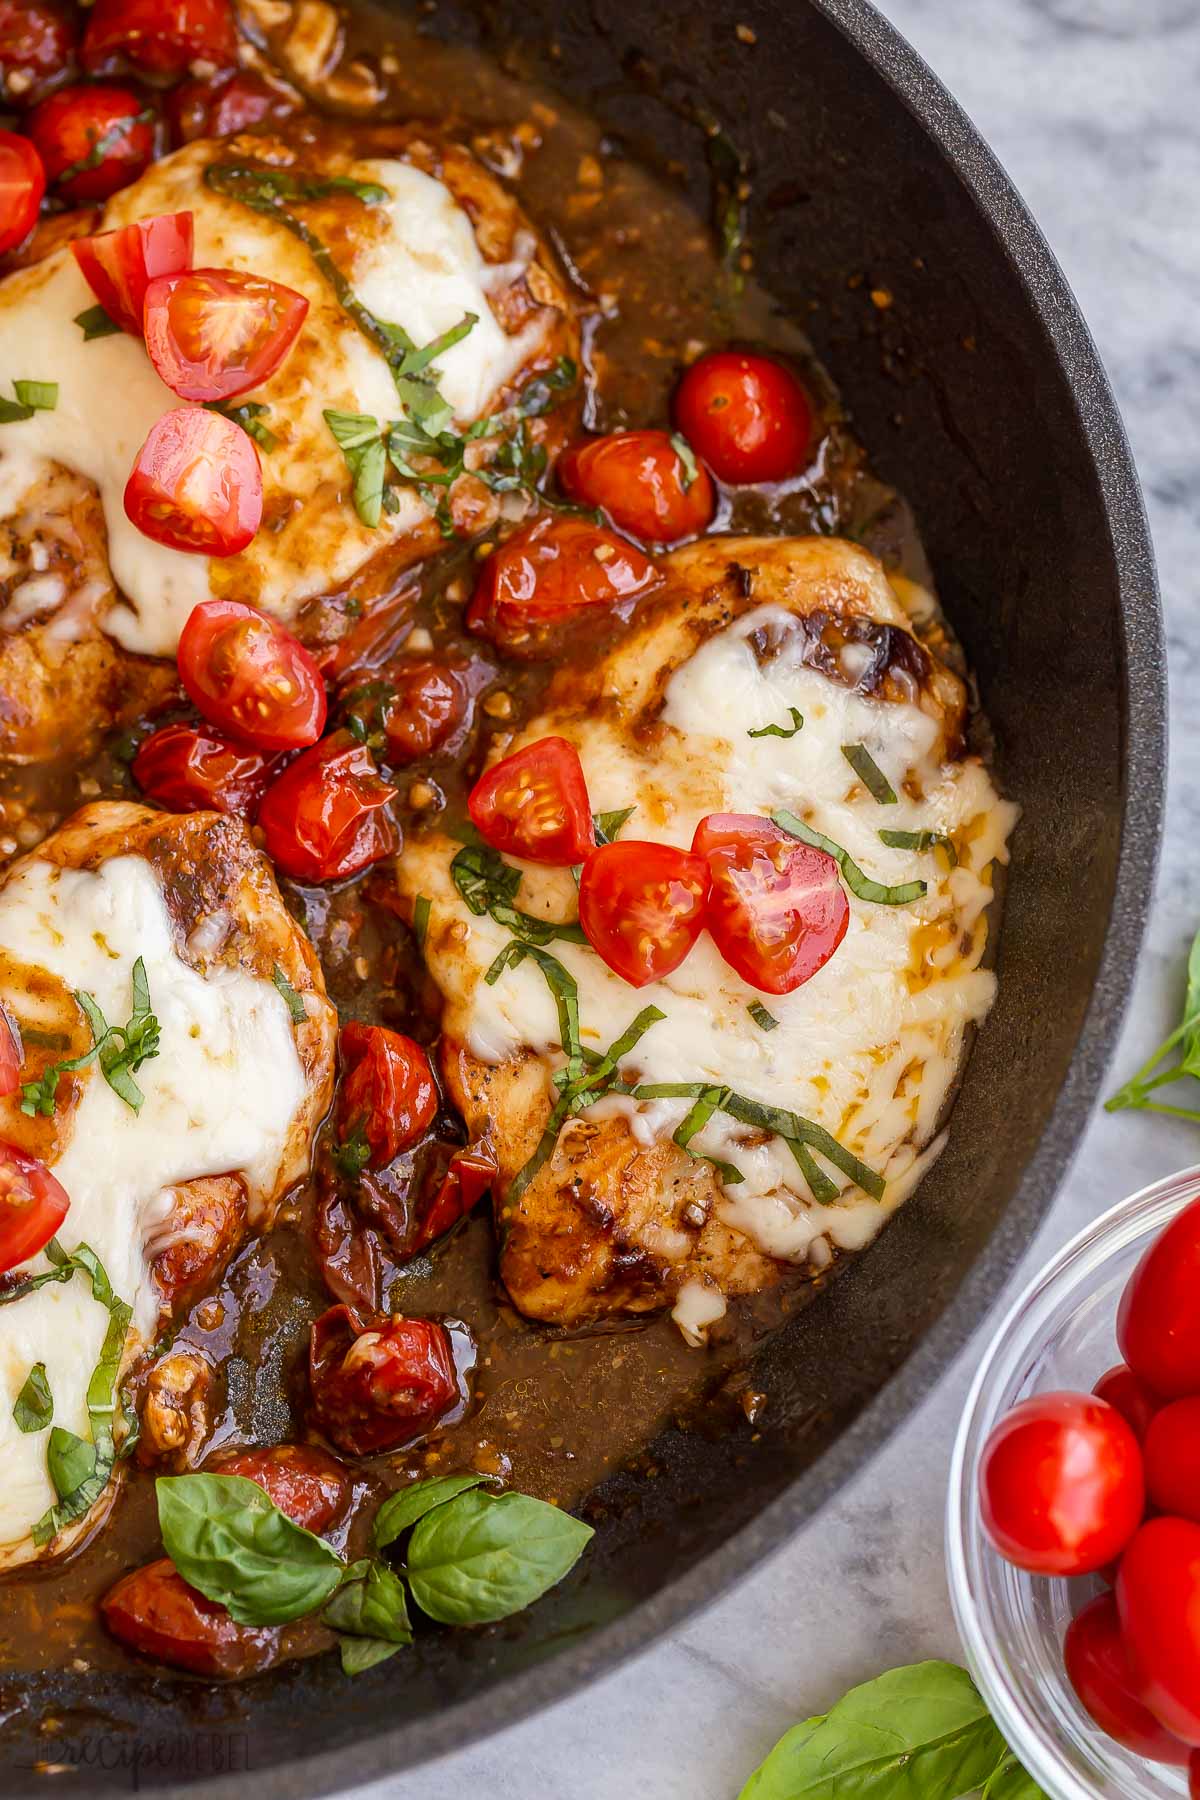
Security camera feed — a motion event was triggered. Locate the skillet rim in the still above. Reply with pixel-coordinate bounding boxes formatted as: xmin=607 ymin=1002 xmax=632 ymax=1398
xmin=46 ymin=0 xmax=1166 ymax=1789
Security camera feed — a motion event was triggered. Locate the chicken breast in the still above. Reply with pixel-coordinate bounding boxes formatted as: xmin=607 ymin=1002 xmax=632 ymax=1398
xmin=0 ymin=116 xmax=581 ymax=758
xmin=0 ymin=801 xmax=336 ymax=1568
xmin=396 ymin=536 xmax=1019 ymax=1337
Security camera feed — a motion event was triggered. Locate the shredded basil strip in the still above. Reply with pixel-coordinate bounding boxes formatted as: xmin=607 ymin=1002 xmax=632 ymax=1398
xmin=74 ymin=304 xmax=122 ymax=340
xmin=841 ymin=743 xmax=898 ymax=805
xmin=20 ymin=957 xmax=160 ymax=1117
xmin=485 ymin=943 xmax=584 ymax=1080
xmin=748 ymin=708 xmax=804 ymax=740
xmin=207 ymin=399 xmax=276 ymax=452
xmin=878 ymin=827 xmax=958 ymax=868
xmin=0 ymin=379 xmax=58 ymax=424
xmin=413 ymin=895 xmax=431 ymax=953
xmin=592 ymin=806 xmax=636 ymax=846
xmin=672 ymin=1085 xmax=746 ymax=1184
xmin=773 ymin=810 xmax=926 ymax=907
xmin=272 ymin=965 xmax=306 ymax=1024
xmin=56 ymin=107 xmax=154 ymax=185
xmin=747 ymin=1001 xmax=779 ymax=1031
xmin=13 ymin=1362 xmax=53 ymax=1433
xmin=669 ymin=432 xmax=700 ymax=490
xmin=450 ymin=843 xmax=587 ymax=949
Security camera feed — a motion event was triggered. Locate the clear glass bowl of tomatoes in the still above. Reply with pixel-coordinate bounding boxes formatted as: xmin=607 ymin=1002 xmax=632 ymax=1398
xmin=948 ymin=1165 xmax=1200 ymax=1800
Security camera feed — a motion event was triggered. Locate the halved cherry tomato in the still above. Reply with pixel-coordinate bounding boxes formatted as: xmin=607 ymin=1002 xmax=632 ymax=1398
xmin=132 ymin=722 xmax=281 ymax=818
xmin=206 ymin=1443 xmax=349 ymax=1533
xmin=413 ymin=1146 xmax=496 ymax=1253
xmin=691 ymin=814 xmax=849 ymax=996
xmin=379 ymin=661 xmax=468 ymax=763
xmin=1064 ymin=1593 xmax=1189 ymax=1764
xmin=579 ymin=841 xmax=710 ymax=988
xmin=102 ymin=1557 xmax=279 ymax=1677
xmin=673 ymin=350 xmax=813 ymax=485
xmin=557 ymin=429 xmax=716 ymax=545
xmin=167 ymin=68 xmax=298 ymax=144
xmin=0 ymin=1140 xmax=69 ymax=1274
xmin=124 ymin=407 xmax=262 ymax=557
xmin=0 ymin=129 xmax=45 ymax=255
xmin=0 ymin=1008 xmax=19 ymax=1097
xmin=258 ymin=730 xmax=398 ymax=884
xmin=1093 ymin=1363 xmax=1161 ymax=1444
xmin=979 ymin=1391 xmax=1144 ymax=1576
xmin=176 ymin=600 xmax=326 ymax=753
xmin=82 ymin=0 xmax=236 ymax=78
xmin=1144 ymin=1398 xmax=1200 ymax=1522
xmin=1118 ymin=1193 xmax=1200 ymax=1398
xmin=26 ymin=83 xmax=153 ymax=205
xmin=0 ymin=0 xmax=75 ymax=107
xmin=144 ymin=268 xmax=309 ymax=404
xmin=309 ymin=1304 xmax=458 ymax=1456
xmin=337 ymin=1022 xmax=438 ymax=1170
xmin=466 ymin=514 xmax=661 ymax=656
xmin=72 ymin=210 xmax=192 ymax=336
xmin=1119 ymin=1517 xmax=1200 ymax=1745
xmin=468 ymin=736 xmax=594 ymax=866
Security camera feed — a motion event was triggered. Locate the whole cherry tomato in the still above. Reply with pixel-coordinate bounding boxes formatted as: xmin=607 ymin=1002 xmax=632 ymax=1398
xmin=337 ymin=1022 xmax=438 ymax=1171
xmin=132 ymin=723 xmax=280 ymax=818
xmin=82 ymin=0 xmax=236 ymax=78
xmin=379 ymin=661 xmax=468 ymax=763
xmin=466 ymin=514 xmax=661 ymax=656
xmin=308 ymin=1303 xmax=458 ymax=1456
xmin=0 ymin=128 xmax=45 ymax=255
xmin=0 ymin=1140 xmax=70 ymax=1274
xmin=0 ymin=0 xmax=75 ymax=107
xmin=1119 ymin=1517 xmax=1200 ymax=1745
xmin=692 ymin=814 xmax=849 ymax=996
xmin=557 ymin=429 xmax=716 ymax=545
xmin=673 ymin=349 xmax=813 ymax=485
xmin=206 ymin=1443 xmax=348 ymax=1533
xmin=125 ymin=406 xmax=261 ymax=556
xmin=1093 ymin=1363 xmax=1161 ymax=1443
xmin=26 ymin=83 xmax=153 ymax=205
xmin=72 ymin=210 xmax=192 ymax=336
xmin=978 ymin=1391 xmax=1144 ymax=1576
xmin=144 ymin=268 xmax=308 ymax=403
xmin=1118 ymin=1193 xmax=1200 ymax=1398
xmin=257 ymin=730 xmax=398 ymax=884
xmin=412 ymin=1146 xmax=496 ymax=1253
xmin=176 ymin=600 xmax=326 ymax=753
xmin=579 ymin=840 xmax=710 ymax=987
xmin=102 ymin=1558 xmax=279 ymax=1677
xmin=468 ymin=736 xmax=594 ymax=866
xmin=167 ymin=68 xmax=298 ymax=144
xmin=1143 ymin=1398 xmax=1200 ymax=1523
xmin=0 ymin=1008 xmax=19 ymax=1097
xmin=1064 ymin=1593 xmax=1189 ymax=1764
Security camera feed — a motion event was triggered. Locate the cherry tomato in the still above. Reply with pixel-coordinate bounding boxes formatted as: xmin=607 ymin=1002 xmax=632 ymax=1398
xmin=26 ymin=83 xmax=153 ymax=205
xmin=1192 ymin=1750 xmax=1200 ymax=1800
xmin=0 ymin=1140 xmax=70 ymax=1274
xmin=1093 ymin=1363 xmax=1161 ymax=1443
xmin=691 ymin=814 xmax=849 ymax=996
xmin=207 ymin=1443 xmax=348 ymax=1533
xmin=673 ymin=350 xmax=813 ymax=485
xmin=1143 ymin=1398 xmax=1200 ymax=1522
xmin=412 ymin=1146 xmax=496 ymax=1253
xmin=1064 ymin=1593 xmax=1189 ymax=1763
xmin=71 ymin=210 xmax=192 ymax=336
xmin=1118 ymin=1193 xmax=1200 ymax=1398
xmin=257 ymin=730 xmax=398 ymax=884
xmin=557 ymin=429 xmax=716 ymax=545
xmin=124 ymin=407 xmax=262 ymax=557
xmin=0 ymin=129 xmax=45 ymax=255
xmin=978 ymin=1391 xmax=1144 ymax=1576
xmin=102 ymin=1558 xmax=279 ymax=1677
xmin=1119 ymin=1517 xmax=1200 ymax=1744
xmin=0 ymin=1008 xmax=19 ymax=1097
xmin=82 ymin=0 xmax=236 ymax=78
xmin=466 ymin=514 xmax=661 ymax=656
xmin=176 ymin=600 xmax=326 ymax=753
xmin=132 ymin=722 xmax=280 ymax=818
xmin=0 ymin=0 xmax=75 ymax=108
xmin=167 ymin=68 xmax=298 ymax=144
xmin=379 ymin=661 xmax=468 ymax=763
xmin=308 ymin=1304 xmax=458 ymax=1456
xmin=337 ymin=1022 xmax=438 ymax=1170
xmin=468 ymin=736 xmax=594 ymax=866
xmin=579 ymin=841 xmax=710 ymax=988
xmin=144 ymin=268 xmax=308 ymax=404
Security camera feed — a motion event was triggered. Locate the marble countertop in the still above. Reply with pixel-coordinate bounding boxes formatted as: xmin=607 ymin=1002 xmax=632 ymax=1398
xmin=370 ymin=1 xmax=1199 ymax=1792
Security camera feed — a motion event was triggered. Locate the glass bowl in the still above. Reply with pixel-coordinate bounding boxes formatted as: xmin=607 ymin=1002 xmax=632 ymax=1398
xmin=947 ymin=1165 xmax=1200 ymax=1800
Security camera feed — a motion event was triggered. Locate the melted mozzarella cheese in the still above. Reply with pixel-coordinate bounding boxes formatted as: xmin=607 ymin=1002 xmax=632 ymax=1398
xmin=0 ymin=854 xmax=305 ymax=1559
xmin=430 ymin=604 xmax=1018 ymax=1276
xmin=0 ymin=145 xmax=546 ymax=657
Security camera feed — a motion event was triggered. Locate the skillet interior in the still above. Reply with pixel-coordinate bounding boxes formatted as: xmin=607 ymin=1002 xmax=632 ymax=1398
xmin=0 ymin=0 xmax=1163 ymax=1788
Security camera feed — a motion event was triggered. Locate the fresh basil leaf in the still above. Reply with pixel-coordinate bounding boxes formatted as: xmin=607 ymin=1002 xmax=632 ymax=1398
xmin=592 ymin=805 xmax=636 ymax=845
xmin=748 ymin=1001 xmax=779 ymax=1031
xmin=738 ymin=1662 xmax=1009 ymax=1800
xmin=773 ymin=810 xmax=926 ymax=906
xmin=407 ymin=1489 xmax=593 ymax=1625
xmin=47 ymin=1427 xmax=97 ymax=1500
xmin=748 ymin=708 xmax=804 ymax=740
xmin=323 ymin=1557 xmax=412 ymax=1647
xmin=325 ymin=410 xmax=387 ymax=528
xmin=271 ymin=964 xmax=306 ymax=1024
xmin=13 ymin=1362 xmax=52 ymax=1433
xmin=13 ymin=380 xmax=57 ymax=412
xmin=373 ymin=1473 xmax=491 ymax=1549
xmin=841 ymin=744 xmax=898 ymax=804
xmin=980 ymin=1751 xmax=1050 ymax=1800
xmin=157 ymin=1473 xmax=345 ymax=1626
xmin=75 ymin=304 xmax=122 ymax=340
xmin=339 ymin=1634 xmax=403 ymax=1674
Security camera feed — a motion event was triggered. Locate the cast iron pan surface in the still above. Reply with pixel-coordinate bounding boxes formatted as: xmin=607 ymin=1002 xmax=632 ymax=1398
xmin=0 ymin=0 xmax=1164 ymax=1789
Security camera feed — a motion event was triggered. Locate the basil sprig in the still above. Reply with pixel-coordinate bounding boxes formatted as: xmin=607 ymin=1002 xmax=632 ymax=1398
xmin=773 ymin=810 xmax=926 ymax=907
xmin=13 ymin=1362 xmax=52 ymax=1434
xmin=841 ymin=742 xmax=898 ymax=805
xmin=451 ymin=842 xmax=587 ymax=950
xmin=0 ymin=379 xmax=58 ymax=424
xmin=21 ymin=956 xmax=160 ymax=1117
xmin=739 ymin=1661 xmax=1047 ymax=1800
xmin=155 ymin=1471 xmax=593 ymax=1675
xmin=1108 ymin=921 xmax=1200 ymax=1123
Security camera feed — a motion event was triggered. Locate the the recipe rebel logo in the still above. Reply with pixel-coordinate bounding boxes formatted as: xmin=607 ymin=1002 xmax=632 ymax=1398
xmin=30 ymin=1728 xmax=253 ymax=1790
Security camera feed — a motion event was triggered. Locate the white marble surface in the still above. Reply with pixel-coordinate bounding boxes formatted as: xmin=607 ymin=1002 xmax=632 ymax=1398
xmin=372 ymin=2 xmax=1200 ymax=1792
